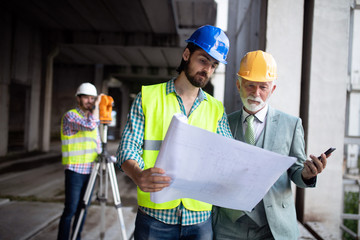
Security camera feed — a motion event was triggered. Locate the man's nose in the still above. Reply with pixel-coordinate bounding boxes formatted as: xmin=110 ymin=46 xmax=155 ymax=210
xmin=253 ymin=86 xmax=261 ymax=96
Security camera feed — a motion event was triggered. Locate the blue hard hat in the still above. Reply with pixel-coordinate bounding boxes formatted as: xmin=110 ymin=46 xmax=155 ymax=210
xmin=185 ymin=25 xmax=229 ymax=64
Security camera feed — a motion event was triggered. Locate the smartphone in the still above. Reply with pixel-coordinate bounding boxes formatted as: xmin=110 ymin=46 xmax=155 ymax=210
xmin=318 ymin=147 xmax=336 ymax=159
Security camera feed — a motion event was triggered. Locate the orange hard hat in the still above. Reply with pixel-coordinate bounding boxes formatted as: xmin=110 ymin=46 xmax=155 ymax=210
xmin=237 ymin=50 xmax=277 ymax=82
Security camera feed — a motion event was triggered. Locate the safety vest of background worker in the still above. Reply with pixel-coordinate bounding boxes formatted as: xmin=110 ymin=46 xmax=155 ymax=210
xmin=61 ymin=83 xmax=99 ymax=165
xmin=137 ymin=25 xmax=229 ymax=211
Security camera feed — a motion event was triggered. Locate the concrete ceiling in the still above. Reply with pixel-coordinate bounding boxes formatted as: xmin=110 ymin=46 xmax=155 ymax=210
xmin=3 ymin=0 xmax=218 ymax=72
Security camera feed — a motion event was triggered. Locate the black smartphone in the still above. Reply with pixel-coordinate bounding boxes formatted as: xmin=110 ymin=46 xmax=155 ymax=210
xmin=318 ymin=147 xmax=336 ymax=159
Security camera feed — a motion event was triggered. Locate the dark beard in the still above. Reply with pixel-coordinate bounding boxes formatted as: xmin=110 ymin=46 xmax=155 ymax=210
xmin=80 ymin=101 xmax=94 ymax=111
xmin=184 ymin=61 xmax=210 ymax=88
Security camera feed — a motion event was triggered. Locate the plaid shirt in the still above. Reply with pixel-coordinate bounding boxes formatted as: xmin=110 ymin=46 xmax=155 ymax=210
xmin=116 ymin=78 xmax=233 ymax=225
xmin=62 ymin=107 xmax=101 ymax=174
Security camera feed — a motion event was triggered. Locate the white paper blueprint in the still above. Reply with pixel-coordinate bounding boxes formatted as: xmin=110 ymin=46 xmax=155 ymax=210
xmin=150 ymin=114 xmax=296 ymax=211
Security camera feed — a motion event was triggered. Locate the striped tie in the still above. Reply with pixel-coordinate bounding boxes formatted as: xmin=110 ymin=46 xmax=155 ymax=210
xmin=245 ymin=115 xmax=255 ymax=145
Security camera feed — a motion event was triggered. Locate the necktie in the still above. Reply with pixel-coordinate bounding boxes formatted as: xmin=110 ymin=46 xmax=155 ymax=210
xmin=245 ymin=115 xmax=255 ymax=145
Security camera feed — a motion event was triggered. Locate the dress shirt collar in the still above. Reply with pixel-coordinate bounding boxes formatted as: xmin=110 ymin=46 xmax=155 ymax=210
xmin=242 ymin=104 xmax=268 ymax=123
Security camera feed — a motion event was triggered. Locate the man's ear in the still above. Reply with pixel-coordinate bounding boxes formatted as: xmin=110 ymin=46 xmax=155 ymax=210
xmin=183 ymin=48 xmax=190 ymax=61
xmin=236 ymin=79 xmax=241 ymax=91
xmin=271 ymin=83 xmax=277 ymax=94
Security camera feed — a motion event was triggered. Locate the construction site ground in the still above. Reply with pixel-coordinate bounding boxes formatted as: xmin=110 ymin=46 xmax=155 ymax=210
xmin=0 ymin=141 xmax=318 ymax=240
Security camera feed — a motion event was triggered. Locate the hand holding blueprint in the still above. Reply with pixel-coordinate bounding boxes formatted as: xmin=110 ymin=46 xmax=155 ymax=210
xmin=150 ymin=114 xmax=296 ymax=211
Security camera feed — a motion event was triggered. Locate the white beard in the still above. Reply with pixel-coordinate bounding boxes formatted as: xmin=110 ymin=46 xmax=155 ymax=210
xmin=240 ymin=94 xmax=270 ymax=113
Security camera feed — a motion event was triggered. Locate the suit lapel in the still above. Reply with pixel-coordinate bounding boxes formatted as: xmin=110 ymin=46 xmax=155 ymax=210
xmin=233 ymin=111 xmax=245 ymax=142
xmin=263 ymin=106 xmax=280 ymax=151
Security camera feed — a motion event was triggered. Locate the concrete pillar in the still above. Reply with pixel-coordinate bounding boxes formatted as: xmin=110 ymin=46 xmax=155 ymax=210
xmin=0 ymin=84 xmax=9 ymax=156
xmin=94 ymin=64 xmax=104 ymax=93
xmin=266 ymin=0 xmax=305 ymax=223
xmin=0 ymin=12 xmax=12 ymax=156
xmin=41 ymin=47 xmax=59 ymax=152
xmin=119 ymin=84 xmax=129 ymax=136
xmin=303 ymin=0 xmax=349 ymax=237
xmin=212 ymin=64 xmax=226 ymax=103
xmin=26 ymin=31 xmax=42 ymax=152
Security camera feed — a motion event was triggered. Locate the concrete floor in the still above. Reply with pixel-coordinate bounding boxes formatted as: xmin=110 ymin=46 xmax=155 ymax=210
xmin=0 ymin=141 xmax=137 ymax=240
xmin=0 ymin=140 xmax=323 ymax=240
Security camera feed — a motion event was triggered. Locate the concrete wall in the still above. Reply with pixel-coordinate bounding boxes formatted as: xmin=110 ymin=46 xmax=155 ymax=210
xmin=0 ymin=11 xmax=44 ymax=155
xmin=266 ymin=0 xmax=304 ymax=117
xmin=0 ymin=12 xmax=12 ymax=156
xmin=349 ymin=9 xmax=360 ymax=138
xmin=225 ymin=0 xmax=266 ymax=113
xmin=267 ymin=0 xmax=348 ymax=237
xmin=303 ymin=0 xmax=349 ymax=237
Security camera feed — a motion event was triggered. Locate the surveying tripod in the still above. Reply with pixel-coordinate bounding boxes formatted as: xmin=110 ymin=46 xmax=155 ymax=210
xmin=72 ymin=95 xmax=127 ymax=240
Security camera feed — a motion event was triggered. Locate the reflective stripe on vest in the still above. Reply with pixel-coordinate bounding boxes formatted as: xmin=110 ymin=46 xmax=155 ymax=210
xmin=143 ymin=139 xmax=163 ymax=151
xmin=62 ymin=137 xmax=97 ymax=145
xmin=139 ymin=82 xmax=224 ymax=211
xmin=61 ymin=109 xmax=98 ymax=165
xmin=62 ymin=148 xmax=97 ymax=157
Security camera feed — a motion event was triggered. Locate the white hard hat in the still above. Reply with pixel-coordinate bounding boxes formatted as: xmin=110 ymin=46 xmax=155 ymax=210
xmin=75 ymin=82 xmax=97 ymax=97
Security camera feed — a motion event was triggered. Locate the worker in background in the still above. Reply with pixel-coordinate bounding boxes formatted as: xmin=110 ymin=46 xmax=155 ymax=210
xmin=212 ymin=50 xmax=329 ymax=240
xmin=57 ymin=82 xmax=102 ymax=240
xmin=116 ymin=25 xmax=233 ymax=239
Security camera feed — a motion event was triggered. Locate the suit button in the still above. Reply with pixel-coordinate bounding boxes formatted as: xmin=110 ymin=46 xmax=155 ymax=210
xmin=282 ymin=203 xmax=286 ymax=208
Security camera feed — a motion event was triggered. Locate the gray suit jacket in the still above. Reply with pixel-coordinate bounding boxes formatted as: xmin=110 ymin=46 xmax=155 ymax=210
xmin=218 ymin=106 xmax=316 ymax=240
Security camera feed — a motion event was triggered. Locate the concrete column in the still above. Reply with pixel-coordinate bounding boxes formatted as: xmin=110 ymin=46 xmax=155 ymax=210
xmin=0 ymin=83 xmax=9 ymax=156
xmin=0 ymin=12 xmax=12 ymax=156
xmin=119 ymin=84 xmax=129 ymax=136
xmin=304 ymin=0 xmax=349 ymax=237
xmin=94 ymin=64 xmax=104 ymax=93
xmin=212 ymin=64 xmax=225 ymax=103
xmin=266 ymin=0 xmax=305 ymax=223
xmin=41 ymin=47 xmax=59 ymax=152
xmin=26 ymin=30 xmax=42 ymax=152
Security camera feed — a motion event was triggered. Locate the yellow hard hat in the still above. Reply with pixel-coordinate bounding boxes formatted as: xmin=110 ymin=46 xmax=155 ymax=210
xmin=237 ymin=50 xmax=277 ymax=82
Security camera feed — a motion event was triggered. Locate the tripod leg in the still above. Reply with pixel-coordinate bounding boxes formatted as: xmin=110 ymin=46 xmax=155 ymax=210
xmin=107 ymin=162 xmax=128 ymax=240
xmin=99 ymin=158 xmax=107 ymax=240
xmin=71 ymin=162 xmax=100 ymax=240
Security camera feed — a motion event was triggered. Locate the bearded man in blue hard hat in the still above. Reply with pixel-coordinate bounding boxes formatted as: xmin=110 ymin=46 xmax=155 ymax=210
xmin=116 ymin=25 xmax=233 ymax=239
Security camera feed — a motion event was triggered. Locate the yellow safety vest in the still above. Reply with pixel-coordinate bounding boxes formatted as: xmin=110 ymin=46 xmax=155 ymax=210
xmin=140 ymin=82 xmax=224 ymax=211
xmin=61 ymin=109 xmax=98 ymax=165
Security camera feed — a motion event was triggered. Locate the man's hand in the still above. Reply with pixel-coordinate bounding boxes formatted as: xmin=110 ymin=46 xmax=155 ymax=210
xmin=92 ymin=93 xmax=104 ymax=120
xmin=121 ymin=159 xmax=171 ymax=192
xmin=134 ymin=167 xmax=172 ymax=192
xmin=302 ymin=153 xmax=328 ymax=180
